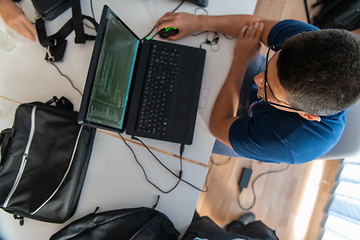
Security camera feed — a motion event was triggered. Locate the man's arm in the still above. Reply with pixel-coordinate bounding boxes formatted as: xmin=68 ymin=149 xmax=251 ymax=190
xmin=156 ymin=13 xmax=277 ymax=46
xmin=209 ymin=22 xmax=264 ymax=147
xmin=0 ymin=0 xmax=37 ymax=41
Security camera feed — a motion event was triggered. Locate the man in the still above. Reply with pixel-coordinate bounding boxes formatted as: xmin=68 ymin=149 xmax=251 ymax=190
xmin=156 ymin=13 xmax=360 ymax=164
xmin=0 ymin=0 xmax=37 ymax=41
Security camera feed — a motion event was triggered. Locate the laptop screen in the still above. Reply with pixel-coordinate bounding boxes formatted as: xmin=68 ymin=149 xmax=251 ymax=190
xmin=85 ymin=11 xmax=139 ymax=130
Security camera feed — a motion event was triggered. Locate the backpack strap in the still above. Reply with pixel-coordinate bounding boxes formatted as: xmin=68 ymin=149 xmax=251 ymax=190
xmin=71 ymin=0 xmax=86 ymax=44
xmin=35 ymin=0 xmax=98 ymax=62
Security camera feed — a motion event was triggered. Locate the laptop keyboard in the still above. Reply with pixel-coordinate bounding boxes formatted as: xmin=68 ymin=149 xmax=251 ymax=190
xmin=136 ymin=44 xmax=180 ymax=136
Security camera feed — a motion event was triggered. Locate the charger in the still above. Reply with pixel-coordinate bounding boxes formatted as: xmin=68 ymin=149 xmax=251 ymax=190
xmin=239 ymin=168 xmax=252 ymax=192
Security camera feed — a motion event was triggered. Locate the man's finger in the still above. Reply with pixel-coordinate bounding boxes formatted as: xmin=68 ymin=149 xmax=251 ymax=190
xmin=240 ymin=25 xmax=248 ymax=38
xmin=250 ymin=22 xmax=259 ymax=39
xmin=255 ymin=22 xmax=264 ymax=41
xmin=22 ymin=17 xmax=38 ymax=38
xmin=156 ymin=13 xmax=176 ymax=27
xmin=245 ymin=23 xmax=254 ymax=38
xmin=8 ymin=22 xmax=22 ymax=36
xmin=17 ymin=21 xmax=35 ymax=41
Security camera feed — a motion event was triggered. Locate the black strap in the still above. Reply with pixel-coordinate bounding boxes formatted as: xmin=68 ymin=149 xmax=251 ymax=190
xmin=72 ymin=0 xmax=86 ymax=44
xmin=304 ymin=0 xmax=311 ymax=24
xmin=35 ymin=0 xmax=98 ymax=62
xmin=46 ymin=96 xmax=74 ymax=110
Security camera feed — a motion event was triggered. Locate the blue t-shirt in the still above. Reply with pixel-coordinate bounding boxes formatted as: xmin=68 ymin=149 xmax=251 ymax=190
xmin=229 ymin=20 xmax=347 ymax=164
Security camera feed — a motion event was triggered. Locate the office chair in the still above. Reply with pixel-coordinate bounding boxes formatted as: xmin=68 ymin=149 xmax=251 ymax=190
xmin=318 ymin=100 xmax=360 ymax=160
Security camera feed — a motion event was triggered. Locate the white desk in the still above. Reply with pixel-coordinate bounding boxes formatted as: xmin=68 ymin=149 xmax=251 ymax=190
xmin=0 ymin=0 xmax=257 ymax=239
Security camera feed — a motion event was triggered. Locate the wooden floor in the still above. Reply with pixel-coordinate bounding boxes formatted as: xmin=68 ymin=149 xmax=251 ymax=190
xmin=196 ymin=1 xmax=341 ymax=239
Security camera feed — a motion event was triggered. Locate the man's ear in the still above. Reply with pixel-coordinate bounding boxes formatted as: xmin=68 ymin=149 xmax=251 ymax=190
xmin=298 ymin=112 xmax=321 ymax=122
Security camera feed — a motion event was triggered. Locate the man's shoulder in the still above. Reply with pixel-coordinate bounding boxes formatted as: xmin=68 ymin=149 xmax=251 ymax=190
xmin=268 ymin=19 xmax=320 ymax=46
xmin=228 ymin=108 xmax=345 ymax=164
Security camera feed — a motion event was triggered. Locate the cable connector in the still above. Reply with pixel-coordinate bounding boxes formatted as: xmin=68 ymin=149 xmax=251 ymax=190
xmin=180 ymin=144 xmax=185 ymax=157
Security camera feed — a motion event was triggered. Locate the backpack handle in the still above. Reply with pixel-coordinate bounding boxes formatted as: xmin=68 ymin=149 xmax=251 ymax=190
xmin=46 ymin=96 xmax=74 ymax=110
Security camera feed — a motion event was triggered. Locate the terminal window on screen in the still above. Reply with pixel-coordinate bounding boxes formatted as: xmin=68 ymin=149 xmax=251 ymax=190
xmin=86 ymin=13 xmax=139 ymax=130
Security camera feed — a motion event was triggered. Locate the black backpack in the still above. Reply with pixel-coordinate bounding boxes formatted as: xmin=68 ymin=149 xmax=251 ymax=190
xmin=0 ymin=97 xmax=96 ymax=225
xmin=308 ymin=0 xmax=360 ymax=30
xmin=50 ymin=207 xmax=180 ymax=240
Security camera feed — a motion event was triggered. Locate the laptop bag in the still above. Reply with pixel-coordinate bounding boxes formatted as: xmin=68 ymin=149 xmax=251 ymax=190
xmin=0 ymin=96 xmax=96 ymax=225
xmin=50 ymin=207 xmax=180 ymax=240
xmin=33 ymin=0 xmax=98 ymax=62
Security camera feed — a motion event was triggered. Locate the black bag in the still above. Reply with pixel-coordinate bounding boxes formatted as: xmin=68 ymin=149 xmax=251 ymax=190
xmin=33 ymin=0 xmax=98 ymax=62
xmin=312 ymin=0 xmax=360 ymax=31
xmin=0 ymin=97 xmax=96 ymax=225
xmin=50 ymin=207 xmax=180 ymax=240
xmin=31 ymin=0 xmax=71 ymax=20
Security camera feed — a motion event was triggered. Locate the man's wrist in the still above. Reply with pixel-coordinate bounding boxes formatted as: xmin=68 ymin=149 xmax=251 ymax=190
xmin=197 ymin=15 xmax=208 ymax=32
xmin=232 ymin=56 xmax=252 ymax=70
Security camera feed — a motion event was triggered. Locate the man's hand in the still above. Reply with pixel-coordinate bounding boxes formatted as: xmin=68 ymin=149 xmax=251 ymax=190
xmin=0 ymin=0 xmax=37 ymax=41
xmin=233 ymin=22 xmax=264 ymax=66
xmin=156 ymin=12 xmax=201 ymax=41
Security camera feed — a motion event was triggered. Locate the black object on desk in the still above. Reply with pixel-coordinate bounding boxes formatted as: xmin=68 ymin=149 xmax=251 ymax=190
xmin=0 ymin=97 xmax=96 ymax=225
xmin=159 ymin=27 xmax=179 ymax=38
xmin=31 ymin=0 xmax=71 ymax=21
xmin=183 ymin=0 xmax=209 ymax=7
xmin=78 ymin=5 xmax=206 ymax=145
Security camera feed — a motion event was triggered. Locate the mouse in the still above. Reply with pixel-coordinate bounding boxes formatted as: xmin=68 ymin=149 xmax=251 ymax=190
xmin=158 ymin=27 xmax=179 ymax=39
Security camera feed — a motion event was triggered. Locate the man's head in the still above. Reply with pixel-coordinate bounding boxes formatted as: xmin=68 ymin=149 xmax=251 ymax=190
xmin=277 ymin=29 xmax=360 ymax=116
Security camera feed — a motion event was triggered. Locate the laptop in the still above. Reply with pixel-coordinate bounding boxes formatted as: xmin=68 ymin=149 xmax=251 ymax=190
xmin=78 ymin=5 xmax=206 ymax=145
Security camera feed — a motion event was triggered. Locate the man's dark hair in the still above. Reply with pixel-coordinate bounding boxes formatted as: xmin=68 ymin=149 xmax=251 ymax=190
xmin=277 ymin=29 xmax=360 ymax=116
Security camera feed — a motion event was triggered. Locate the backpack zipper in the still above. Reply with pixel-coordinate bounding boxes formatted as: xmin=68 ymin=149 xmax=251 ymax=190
xmin=3 ymin=106 xmax=37 ymax=208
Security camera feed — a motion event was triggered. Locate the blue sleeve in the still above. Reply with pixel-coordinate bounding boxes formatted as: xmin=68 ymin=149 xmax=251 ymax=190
xmin=268 ymin=19 xmax=320 ymax=46
xmin=228 ymin=117 xmax=295 ymax=164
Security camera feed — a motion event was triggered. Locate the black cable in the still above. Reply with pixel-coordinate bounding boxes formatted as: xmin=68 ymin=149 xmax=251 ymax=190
xmin=82 ymin=0 xmax=97 ymax=30
xmin=119 ymin=133 xmax=181 ymax=194
xmin=210 ymin=155 xmax=231 ymax=166
xmin=132 ymin=136 xmax=183 ymax=179
xmin=192 ymin=30 xmax=210 ymax=37
xmin=238 ymin=164 xmax=290 ymax=211
xmin=191 ymin=8 xmax=221 ymax=51
xmin=127 ymin=135 xmax=208 ymax=192
xmin=90 ymin=0 xmax=96 ymax=23
xmin=132 ymin=136 xmax=208 ymax=192
xmin=144 ymin=0 xmax=185 ymax=40
xmin=222 ymin=34 xmax=234 ymax=40
xmin=172 ymin=0 xmax=185 ymax=12
xmin=304 ymin=0 xmax=311 ymax=24
xmin=49 ymin=62 xmax=83 ymax=97
xmin=145 ymin=26 xmax=158 ymax=40
xmin=199 ymin=31 xmax=220 ymax=51
xmin=83 ymin=23 xmax=95 ymax=30
xmin=202 ymin=156 xmax=231 ymax=192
